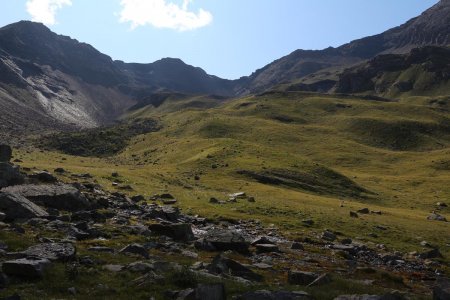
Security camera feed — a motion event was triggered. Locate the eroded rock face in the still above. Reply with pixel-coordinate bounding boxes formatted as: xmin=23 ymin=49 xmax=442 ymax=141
xmin=3 ymin=184 xmax=90 ymax=211
xmin=0 ymin=192 xmax=48 ymax=221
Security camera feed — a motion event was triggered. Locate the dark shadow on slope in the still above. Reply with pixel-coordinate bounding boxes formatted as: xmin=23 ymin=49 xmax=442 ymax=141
xmin=237 ymin=167 xmax=374 ymax=200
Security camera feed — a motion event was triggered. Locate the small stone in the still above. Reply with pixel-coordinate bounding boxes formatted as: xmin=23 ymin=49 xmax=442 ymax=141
xmin=119 ymin=244 xmax=149 ymax=259
xmin=428 ymin=213 xmax=447 ymax=222
xmin=103 ymin=264 xmax=124 ymax=272
xmin=350 ymin=211 xmax=358 ymax=218
xmin=67 ymin=287 xmax=77 ymax=295
xmin=88 ymin=246 xmax=114 ymax=253
xmin=247 ymin=197 xmax=255 ymax=202
xmin=321 ymin=230 xmax=336 ymax=242
xmin=209 ymin=197 xmax=219 ymax=204
xmin=288 ymin=270 xmax=318 ymax=286
xmin=255 ymin=244 xmax=279 ymax=253
xmin=302 ymin=219 xmax=314 ymax=226
xmin=291 ymin=242 xmax=304 ymax=250
xmin=357 ymin=208 xmax=370 ymax=214
xmin=131 ymin=195 xmax=145 ymax=202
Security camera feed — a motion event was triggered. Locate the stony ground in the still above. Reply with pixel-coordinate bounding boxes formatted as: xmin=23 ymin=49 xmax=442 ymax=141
xmin=0 ymin=145 xmax=449 ymax=299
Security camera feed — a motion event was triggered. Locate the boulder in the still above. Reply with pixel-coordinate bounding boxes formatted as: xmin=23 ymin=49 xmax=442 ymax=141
xmin=3 ymin=184 xmax=90 ymax=211
xmin=207 ymin=254 xmax=263 ymax=282
xmin=22 ymin=242 xmax=76 ymax=261
xmin=237 ymin=290 xmax=312 ymax=300
xmin=2 ymin=257 xmax=51 ymax=278
xmin=195 ymin=229 xmax=250 ymax=254
xmin=0 ymin=192 xmax=49 ymax=221
xmin=29 ymin=171 xmax=57 ymax=183
xmin=288 ymin=270 xmax=319 ymax=286
xmin=119 ymin=243 xmax=149 ymax=259
xmin=148 ymin=223 xmax=194 ymax=242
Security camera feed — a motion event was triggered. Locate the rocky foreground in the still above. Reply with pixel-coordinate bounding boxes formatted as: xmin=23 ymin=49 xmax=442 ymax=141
xmin=0 ymin=145 xmax=448 ymax=299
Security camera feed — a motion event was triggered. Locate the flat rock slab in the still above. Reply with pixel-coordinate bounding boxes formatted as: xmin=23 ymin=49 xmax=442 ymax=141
xmin=22 ymin=242 xmax=76 ymax=261
xmin=2 ymin=257 xmax=51 ymax=278
xmin=3 ymin=184 xmax=90 ymax=211
xmin=0 ymin=192 xmax=48 ymax=221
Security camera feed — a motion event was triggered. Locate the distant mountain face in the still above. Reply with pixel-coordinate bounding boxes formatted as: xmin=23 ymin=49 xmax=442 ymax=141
xmin=240 ymin=0 xmax=450 ymax=94
xmin=0 ymin=0 xmax=448 ymax=135
xmin=0 ymin=21 xmax=234 ymax=134
xmin=334 ymin=46 xmax=450 ymax=96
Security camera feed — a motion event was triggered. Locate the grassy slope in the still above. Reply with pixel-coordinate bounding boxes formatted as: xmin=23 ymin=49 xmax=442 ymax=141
xmin=15 ymin=93 xmax=450 ymax=266
xmin=7 ymin=93 xmax=450 ymax=299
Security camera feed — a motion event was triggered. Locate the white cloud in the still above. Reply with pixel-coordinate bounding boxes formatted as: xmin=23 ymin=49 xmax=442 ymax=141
xmin=26 ymin=0 xmax=72 ymax=26
xmin=119 ymin=0 xmax=213 ymax=31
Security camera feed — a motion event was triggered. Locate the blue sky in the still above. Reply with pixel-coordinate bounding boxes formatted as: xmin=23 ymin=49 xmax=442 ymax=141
xmin=1 ymin=0 xmax=439 ymax=79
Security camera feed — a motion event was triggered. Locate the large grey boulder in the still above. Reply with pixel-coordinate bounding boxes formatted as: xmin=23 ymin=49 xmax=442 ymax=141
xmin=22 ymin=242 xmax=76 ymax=261
xmin=2 ymin=257 xmax=51 ymax=278
xmin=0 ymin=192 xmax=48 ymax=221
xmin=3 ymin=184 xmax=90 ymax=211
xmin=195 ymin=229 xmax=250 ymax=254
xmin=148 ymin=223 xmax=194 ymax=242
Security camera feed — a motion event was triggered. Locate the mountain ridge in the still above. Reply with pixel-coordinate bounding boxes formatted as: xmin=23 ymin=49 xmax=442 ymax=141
xmin=0 ymin=0 xmax=448 ymax=134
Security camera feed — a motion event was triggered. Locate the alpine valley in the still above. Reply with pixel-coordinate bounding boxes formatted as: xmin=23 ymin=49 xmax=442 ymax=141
xmin=0 ymin=1 xmax=449 ymax=300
